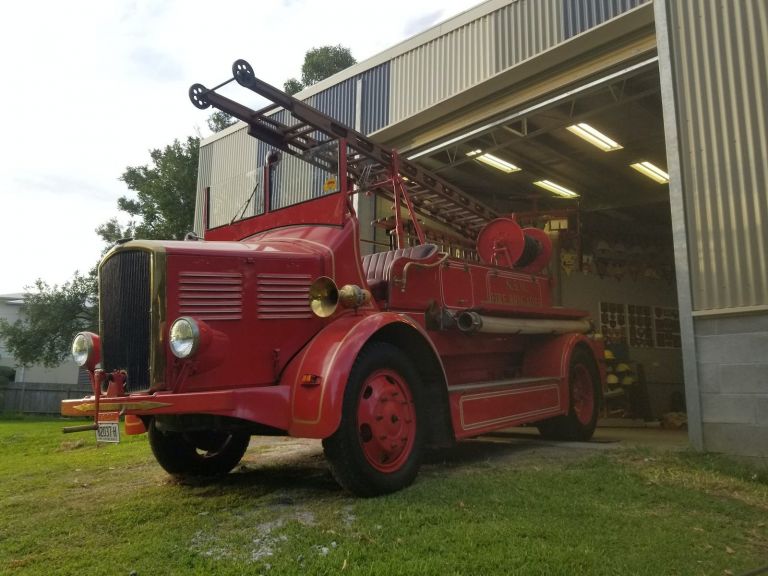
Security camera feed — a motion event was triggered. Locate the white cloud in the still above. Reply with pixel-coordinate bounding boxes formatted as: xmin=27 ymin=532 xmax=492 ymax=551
xmin=0 ymin=0 xmax=478 ymax=294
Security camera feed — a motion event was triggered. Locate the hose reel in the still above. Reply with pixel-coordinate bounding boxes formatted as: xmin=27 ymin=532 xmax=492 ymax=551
xmin=476 ymin=218 xmax=552 ymax=274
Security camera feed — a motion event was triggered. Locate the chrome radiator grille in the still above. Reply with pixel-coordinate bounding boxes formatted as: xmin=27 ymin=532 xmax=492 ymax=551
xmin=100 ymin=250 xmax=151 ymax=392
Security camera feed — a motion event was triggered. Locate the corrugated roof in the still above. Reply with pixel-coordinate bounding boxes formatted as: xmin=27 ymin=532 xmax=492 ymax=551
xmin=201 ymin=0 xmax=515 ymax=148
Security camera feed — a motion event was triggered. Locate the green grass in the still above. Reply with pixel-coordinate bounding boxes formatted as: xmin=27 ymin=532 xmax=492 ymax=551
xmin=1 ymin=419 xmax=766 ymax=575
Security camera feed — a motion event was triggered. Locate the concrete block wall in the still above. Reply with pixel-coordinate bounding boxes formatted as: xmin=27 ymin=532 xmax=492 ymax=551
xmin=695 ymin=313 xmax=768 ymax=459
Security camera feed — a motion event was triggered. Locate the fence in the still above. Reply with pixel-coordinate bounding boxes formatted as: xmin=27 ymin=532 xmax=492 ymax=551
xmin=0 ymin=382 xmax=92 ymax=415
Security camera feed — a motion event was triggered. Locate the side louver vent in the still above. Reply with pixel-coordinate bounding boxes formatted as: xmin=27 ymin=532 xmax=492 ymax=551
xmin=179 ymin=272 xmax=243 ymax=321
xmin=257 ymin=273 xmax=312 ymax=319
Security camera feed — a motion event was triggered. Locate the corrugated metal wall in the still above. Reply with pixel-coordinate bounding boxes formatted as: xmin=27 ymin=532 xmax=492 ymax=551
xmin=389 ymin=0 xmax=645 ymax=123
xmin=495 ymin=0 xmax=563 ymax=71
xmin=261 ymin=109 xmax=333 ymax=211
xmin=196 ymin=0 xmax=649 ymax=234
xmin=189 ymin=62 xmax=391 ymax=232
xmin=306 ymin=78 xmax=357 ymax=128
xmin=360 ymin=63 xmax=390 ymax=134
xmin=194 ymin=126 xmax=263 ymax=230
xmin=668 ymin=0 xmax=768 ymax=311
xmin=390 ymin=11 xmax=499 ymax=122
xmin=194 ymin=115 xmax=348 ymax=230
xmin=563 ymin=0 xmax=648 ymax=39
xmin=270 ymin=143 xmax=339 ymax=210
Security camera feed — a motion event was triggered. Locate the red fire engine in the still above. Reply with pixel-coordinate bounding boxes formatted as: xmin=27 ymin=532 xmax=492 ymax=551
xmin=62 ymin=59 xmax=605 ymax=496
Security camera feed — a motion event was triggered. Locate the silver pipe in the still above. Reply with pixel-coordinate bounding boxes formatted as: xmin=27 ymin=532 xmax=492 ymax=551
xmin=456 ymin=311 xmax=591 ymax=335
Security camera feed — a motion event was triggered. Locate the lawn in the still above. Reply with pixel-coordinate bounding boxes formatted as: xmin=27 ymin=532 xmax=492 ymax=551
xmin=0 ymin=418 xmax=766 ymax=575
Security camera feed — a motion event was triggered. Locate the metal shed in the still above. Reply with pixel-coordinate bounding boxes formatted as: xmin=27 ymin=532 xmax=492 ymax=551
xmin=194 ymin=0 xmax=768 ymax=463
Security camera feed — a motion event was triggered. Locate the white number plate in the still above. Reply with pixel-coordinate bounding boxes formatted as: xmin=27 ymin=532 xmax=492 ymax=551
xmin=96 ymin=413 xmax=120 ymax=443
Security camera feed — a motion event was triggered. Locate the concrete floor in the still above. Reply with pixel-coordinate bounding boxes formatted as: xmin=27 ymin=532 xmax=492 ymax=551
xmin=593 ymin=425 xmax=690 ymax=449
xmin=243 ymin=425 xmax=691 ymax=479
xmin=498 ymin=424 xmax=690 ymax=450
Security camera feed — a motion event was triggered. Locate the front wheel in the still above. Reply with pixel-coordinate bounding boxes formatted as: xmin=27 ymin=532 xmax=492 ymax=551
xmin=537 ymin=347 xmax=600 ymax=441
xmin=323 ymin=342 xmax=424 ymax=497
xmin=148 ymin=420 xmax=250 ymax=478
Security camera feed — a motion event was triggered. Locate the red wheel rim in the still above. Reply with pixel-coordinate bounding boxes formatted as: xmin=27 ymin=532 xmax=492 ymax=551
xmin=356 ymin=369 xmax=416 ymax=473
xmin=571 ymin=364 xmax=595 ymax=426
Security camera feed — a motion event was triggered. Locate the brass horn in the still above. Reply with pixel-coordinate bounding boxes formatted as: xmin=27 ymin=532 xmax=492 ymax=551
xmin=309 ymin=276 xmax=339 ymax=318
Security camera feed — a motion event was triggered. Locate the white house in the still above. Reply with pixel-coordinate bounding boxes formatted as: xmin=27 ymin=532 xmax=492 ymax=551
xmin=0 ymin=293 xmax=88 ymax=413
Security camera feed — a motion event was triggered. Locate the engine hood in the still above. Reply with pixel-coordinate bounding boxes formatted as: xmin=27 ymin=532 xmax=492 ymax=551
xmin=114 ymin=237 xmax=326 ymax=259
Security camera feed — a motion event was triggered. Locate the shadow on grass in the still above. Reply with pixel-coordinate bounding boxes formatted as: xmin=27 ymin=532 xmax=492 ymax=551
xmin=425 ymin=435 xmax=549 ymax=468
xmin=166 ymin=432 xmax=600 ymax=500
xmin=169 ymin=452 xmax=342 ymax=500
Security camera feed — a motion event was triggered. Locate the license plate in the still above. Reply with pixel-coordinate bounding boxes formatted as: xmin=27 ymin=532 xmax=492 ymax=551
xmin=96 ymin=412 xmax=120 ymax=443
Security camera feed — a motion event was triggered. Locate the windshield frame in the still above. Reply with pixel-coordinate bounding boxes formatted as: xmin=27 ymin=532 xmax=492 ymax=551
xmin=203 ymin=137 xmax=349 ymax=242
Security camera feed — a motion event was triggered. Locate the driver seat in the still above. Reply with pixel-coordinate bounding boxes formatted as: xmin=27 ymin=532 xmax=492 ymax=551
xmin=361 ymin=244 xmax=438 ymax=300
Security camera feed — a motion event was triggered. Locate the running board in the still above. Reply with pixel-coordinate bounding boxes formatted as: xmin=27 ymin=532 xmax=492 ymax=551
xmin=447 ymin=376 xmax=560 ymax=394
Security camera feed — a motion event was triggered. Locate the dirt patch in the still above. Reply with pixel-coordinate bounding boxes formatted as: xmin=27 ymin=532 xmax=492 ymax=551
xmin=188 ymin=508 xmax=322 ymax=565
xmin=57 ymin=439 xmax=86 ymax=451
xmin=206 ymin=427 xmax=688 ymax=497
xmin=234 ymin=428 xmax=680 ymax=481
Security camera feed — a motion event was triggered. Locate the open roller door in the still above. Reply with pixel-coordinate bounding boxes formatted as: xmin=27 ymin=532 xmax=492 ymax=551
xmin=374 ymin=40 xmax=684 ymax=425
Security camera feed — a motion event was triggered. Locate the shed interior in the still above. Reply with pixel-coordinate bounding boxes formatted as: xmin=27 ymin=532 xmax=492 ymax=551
xmin=390 ymin=60 xmax=684 ymax=423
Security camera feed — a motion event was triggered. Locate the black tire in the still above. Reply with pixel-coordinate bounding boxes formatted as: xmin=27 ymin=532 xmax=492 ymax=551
xmin=323 ymin=342 xmax=425 ymax=497
xmin=148 ymin=419 xmax=250 ymax=477
xmin=537 ymin=347 xmax=600 ymax=442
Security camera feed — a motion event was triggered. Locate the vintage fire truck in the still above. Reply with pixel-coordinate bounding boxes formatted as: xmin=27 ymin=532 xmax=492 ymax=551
xmin=62 ymin=59 xmax=605 ymax=496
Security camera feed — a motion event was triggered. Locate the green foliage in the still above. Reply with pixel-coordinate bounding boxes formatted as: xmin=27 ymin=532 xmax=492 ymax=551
xmin=94 ymin=216 xmax=135 ymax=247
xmin=284 ymin=45 xmax=356 ymax=95
xmin=0 ymin=365 xmax=14 ymax=385
xmin=97 ymin=136 xmax=199 ymax=244
xmin=3 ymin=135 xmax=200 ymax=368
xmin=301 ymin=45 xmax=356 ymax=86
xmin=0 ymin=273 xmax=97 ymax=367
xmin=283 ymin=78 xmax=304 ymax=96
xmin=207 ymin=111 xmax=236 ymax=133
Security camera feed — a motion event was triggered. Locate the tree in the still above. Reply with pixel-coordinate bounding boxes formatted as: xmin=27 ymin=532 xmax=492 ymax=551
xmin=283 ymin=78 xmax=304 ymax=96
xmin=284 ymin=45 xmax=356 ymax=95
xmin=207 ymin=111 xmax=236 ymax=133
xmin=2 ymin=88 xmax=271 ymax=367
xmin=0 ymin=365 xmax=15 ymax=386
xmin=96 ymin=136 xmax=199 ymax=243
xmin=0 ymin=273 xmax=97 ymax=367
xmin=2 ymin=135 xmax=201 ymax=366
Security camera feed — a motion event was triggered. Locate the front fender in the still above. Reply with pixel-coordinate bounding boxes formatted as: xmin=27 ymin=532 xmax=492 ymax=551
xmin=282 ymin=312 xmax=438 ymax=438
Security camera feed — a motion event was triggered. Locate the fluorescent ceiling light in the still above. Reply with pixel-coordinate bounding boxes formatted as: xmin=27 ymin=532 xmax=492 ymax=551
xmin=465 ymin=150 xmax=520 ymax=173
xmin=476 ymin=154 xmax=520 ymax=173
xmin=534 ymin=180 xmax=579 ymax=198
xmin=408 ymin=57 xmax=658 ymax=161
xmin=630 ymin=161 xmax=670 ymax=183
xmin=566 ymin=123 xmax=623 ymax=152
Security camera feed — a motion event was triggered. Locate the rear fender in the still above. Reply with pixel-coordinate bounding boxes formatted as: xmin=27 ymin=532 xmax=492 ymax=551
xmin=283 ymin=312 xmax=443 ymax=438
xmin=521 ymin=334 xmax=605 ymax=412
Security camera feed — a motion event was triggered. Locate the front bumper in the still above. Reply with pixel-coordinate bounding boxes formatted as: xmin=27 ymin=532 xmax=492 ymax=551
xmin=61 ymin=385 xmax=291 ymax=432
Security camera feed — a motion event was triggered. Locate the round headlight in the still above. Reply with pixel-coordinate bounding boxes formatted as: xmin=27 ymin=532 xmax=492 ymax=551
xmin=169 ymin=317 xmax=200 ymax=359
xmin=71 ymin=332 xmax=100 ymax=368
xmin=71 ymin=333 xmax=92 ymax=366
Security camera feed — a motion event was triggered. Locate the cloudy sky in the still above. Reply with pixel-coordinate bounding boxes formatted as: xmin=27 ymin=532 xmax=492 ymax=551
xmin=0 ymin=0 xmax=478 ymax=295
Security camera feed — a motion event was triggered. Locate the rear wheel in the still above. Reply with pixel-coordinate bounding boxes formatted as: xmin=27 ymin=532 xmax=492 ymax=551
xmin=148 ymin=419 xmax=250 ymax=477
xmin=537 ymin=348 xmax=600 ymax=441
xmin=323 ymin=342 xmax=424 ymax=497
